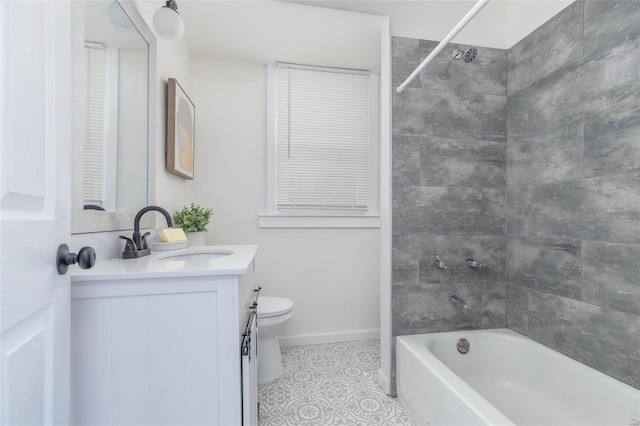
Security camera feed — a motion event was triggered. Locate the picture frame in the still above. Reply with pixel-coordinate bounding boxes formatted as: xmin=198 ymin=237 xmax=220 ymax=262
xmin=166 ymin=78 xmax=195 ymax=179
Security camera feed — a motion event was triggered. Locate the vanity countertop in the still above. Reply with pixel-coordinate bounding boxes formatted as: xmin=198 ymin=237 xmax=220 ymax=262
xmin=71 ymin=244 xmax=259 ymax=282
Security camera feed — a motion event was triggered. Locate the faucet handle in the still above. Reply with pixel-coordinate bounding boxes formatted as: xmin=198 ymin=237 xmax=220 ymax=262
xmin=140 ymin=232 xmax=151 ymax=250
xmin=119 ymin=235 xmax=137 ymax=253
xmin=435 ymin=256 xmax=447 ymax=270
xmin=467 ymin=258 xmax=488 ymax=269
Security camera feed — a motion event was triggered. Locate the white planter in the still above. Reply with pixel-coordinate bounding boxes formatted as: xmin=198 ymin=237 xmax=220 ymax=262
xmin=187 ymin=231 xmax=206 ymax=246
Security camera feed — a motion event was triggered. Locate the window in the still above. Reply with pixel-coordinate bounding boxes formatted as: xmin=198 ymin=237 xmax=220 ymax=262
xmin=261 ymin=63 xmax=379 ymax=228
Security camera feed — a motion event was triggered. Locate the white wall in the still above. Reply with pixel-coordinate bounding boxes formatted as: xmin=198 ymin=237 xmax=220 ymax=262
xmin=131 ymin=0 xmax=195 ymax=214
xmin=73 ymin=1 xmax=383 ymax=347
xmin=191 ymin=59 xmax=381 ymax=345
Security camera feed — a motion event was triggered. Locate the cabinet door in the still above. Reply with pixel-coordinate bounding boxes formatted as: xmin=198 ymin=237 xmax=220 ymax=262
xmin=72 ymin=281 xmax=241 ymax=425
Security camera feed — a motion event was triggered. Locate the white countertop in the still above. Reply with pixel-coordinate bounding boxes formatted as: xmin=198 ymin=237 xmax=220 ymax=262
xmin=71 ymin=244 xmax=259 ymax=282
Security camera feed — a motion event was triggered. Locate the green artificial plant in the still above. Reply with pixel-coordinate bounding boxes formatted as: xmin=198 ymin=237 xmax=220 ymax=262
xmin=173 ymin=203 xmax=214 ymax=233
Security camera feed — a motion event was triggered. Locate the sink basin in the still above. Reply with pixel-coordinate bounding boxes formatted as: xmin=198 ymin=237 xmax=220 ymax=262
xmin=155 ymin=250 xmax=234 ymax=262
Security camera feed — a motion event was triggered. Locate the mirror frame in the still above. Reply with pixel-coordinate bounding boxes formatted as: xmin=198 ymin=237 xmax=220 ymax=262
xmin=71 ymin=0 xmax=156 ymax=233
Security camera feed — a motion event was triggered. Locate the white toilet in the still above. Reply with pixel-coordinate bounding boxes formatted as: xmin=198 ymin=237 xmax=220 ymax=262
xmin=257 ymin=296 xmax=294 ymax=384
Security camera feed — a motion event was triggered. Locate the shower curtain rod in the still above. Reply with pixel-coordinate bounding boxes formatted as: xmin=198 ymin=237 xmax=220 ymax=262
xmin=396 ymin=0 xmax=490 ymax=94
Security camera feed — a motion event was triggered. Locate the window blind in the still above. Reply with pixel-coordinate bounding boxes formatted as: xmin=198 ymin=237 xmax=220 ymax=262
xmin=276 ymin=64 xmax=370 ymax=210
xmin=84 ymin=44 xmax=107 ymax=206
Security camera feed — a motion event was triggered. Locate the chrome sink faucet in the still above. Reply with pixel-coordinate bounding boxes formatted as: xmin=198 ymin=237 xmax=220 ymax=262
xmin=121 ymin=206 xmax=173 ymax=259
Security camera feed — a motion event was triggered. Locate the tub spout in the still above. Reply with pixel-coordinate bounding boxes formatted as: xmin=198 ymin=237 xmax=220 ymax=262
xmin=449 ymin=295 xmax=470 ymax=314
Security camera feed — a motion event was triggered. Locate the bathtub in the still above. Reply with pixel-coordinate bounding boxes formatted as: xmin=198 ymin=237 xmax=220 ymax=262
xmin=396 ymin=329 xmax=640 ymax=426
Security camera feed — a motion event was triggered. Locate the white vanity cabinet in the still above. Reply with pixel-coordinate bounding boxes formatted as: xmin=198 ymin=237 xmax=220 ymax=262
xmin=70 ymin=245 xmax=258 ymax=426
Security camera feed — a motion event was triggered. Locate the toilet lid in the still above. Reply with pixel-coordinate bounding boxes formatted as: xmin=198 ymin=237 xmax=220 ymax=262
xmin=257 ymin=296 xmax=294 ymax=318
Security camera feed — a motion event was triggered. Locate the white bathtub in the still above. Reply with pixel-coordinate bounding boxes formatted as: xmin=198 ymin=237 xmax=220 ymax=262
xmin=396 ymin=329 xmax=640 ymax=426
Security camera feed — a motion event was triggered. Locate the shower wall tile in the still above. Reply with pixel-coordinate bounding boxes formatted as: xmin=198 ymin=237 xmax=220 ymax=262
xmin=418 ymin=139 xmax=506 ymax=188
xmin=392 ymin=87 xmax=483 ymax=139
xmin=392 ymin=234 xmax=420 ymax=285
xmin=392 ymin=135 xmax=421 ymax=187
xmin=418 ymin=235 xmax=506 ymax=284
xmin=418 ymin=40 xmax=507 ymax=96
xmin=512 ymin=287 xmax=640 ymax=389
xmin=392 ymin=35 xmax=507 ymax=340
xmin=506 ymin=284 xmax=528 ymax=333
xmin=482 ymin=94 xmax=507 ymax=142
xmin=482 ymin=188 xmax=506 ymax=236
xmin=581 ymin=47 xmax=640 ymax=120
xmin=392 ymin=284 xmax=483 ymax=335
xmin=583 ymin=89 xmax=640 ymax=178
xmin=527 ymin=172 xmax=640 ymax=243
xmin=507 ymin=123 xmax=583 ymax=187
xmin=507 ymin=1 xmax=583 ymax=95
xmin=482 ymin=282 xmax=507 ymax=329
xmin=506 ymin=237 xmax=582 ymax=299
xmin=582 ymin=241 xmax=640 ymax=316
xmin=506 ymin=186 xmax=528 ymax=237
xmin=393 ymin=186 xmax=503 ymax=235
xmin=392 ymin=37 xmax=421 ymax=88
xmin=506 ymin=0 xmax=640 ymax=390
xmin=506 ymin=60 xmax=591 ymax=137
xmin=584 ymin=1 xmax=640 ymax=56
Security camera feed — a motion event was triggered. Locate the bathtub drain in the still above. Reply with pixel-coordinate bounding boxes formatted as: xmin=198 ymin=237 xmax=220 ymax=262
xmin=457 ymin=338 xmax=470 ymax=354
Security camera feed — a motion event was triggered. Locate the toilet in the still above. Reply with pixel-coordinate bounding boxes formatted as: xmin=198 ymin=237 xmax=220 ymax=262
xmin=257 ymin=296 xmax=294 ymax=384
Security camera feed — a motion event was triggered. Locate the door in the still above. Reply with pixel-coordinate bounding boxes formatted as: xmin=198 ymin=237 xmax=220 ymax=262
xmin=0 ymin=1 xmax=72 ymax=425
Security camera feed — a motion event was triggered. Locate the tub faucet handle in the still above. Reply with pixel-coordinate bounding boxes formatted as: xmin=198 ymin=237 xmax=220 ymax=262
xmin=467 ymin=258 xmax=487 ymax=269
xmin=435 ymin=256 xmax=448 ymax=270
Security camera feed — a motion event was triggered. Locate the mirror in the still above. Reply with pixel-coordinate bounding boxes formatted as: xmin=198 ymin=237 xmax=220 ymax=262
xmin=72 ymin=0 xmax=157 ymax=233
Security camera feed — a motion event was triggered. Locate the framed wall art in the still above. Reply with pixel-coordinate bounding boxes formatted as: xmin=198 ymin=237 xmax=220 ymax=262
xmin=166 ymin=78 xmax=195 ymax=179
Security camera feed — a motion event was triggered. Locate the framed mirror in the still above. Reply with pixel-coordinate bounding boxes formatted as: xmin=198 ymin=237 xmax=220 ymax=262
xmin=72 ymin=0 xmax=156 ymax=233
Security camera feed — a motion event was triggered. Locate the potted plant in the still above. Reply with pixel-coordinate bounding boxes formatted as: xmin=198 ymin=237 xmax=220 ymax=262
xmin=173 ymin=203 xmax=213 ymax=246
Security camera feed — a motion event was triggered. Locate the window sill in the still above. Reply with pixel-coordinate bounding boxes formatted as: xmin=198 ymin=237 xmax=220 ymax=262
xmin=258 ymin=214 xmax=381 ymax=229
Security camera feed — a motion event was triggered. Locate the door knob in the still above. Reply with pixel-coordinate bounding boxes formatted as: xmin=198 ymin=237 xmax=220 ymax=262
xmin=57 ymin=244 xmax=96 ymax=275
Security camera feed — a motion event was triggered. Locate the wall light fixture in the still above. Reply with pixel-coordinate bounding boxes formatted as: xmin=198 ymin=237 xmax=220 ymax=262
xmin=153 ymin=0 xmax=185 ymax=41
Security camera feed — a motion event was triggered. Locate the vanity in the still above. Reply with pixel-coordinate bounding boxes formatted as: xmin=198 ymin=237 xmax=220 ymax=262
xmin=70 ymin=245 xmax=259 ymax=426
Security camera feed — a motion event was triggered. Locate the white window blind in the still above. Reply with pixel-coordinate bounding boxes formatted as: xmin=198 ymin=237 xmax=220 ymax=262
xmin=84 ymin=43 xmax=107 ymax=206
xmin=276 ymin=64 xmax=370 ymax=211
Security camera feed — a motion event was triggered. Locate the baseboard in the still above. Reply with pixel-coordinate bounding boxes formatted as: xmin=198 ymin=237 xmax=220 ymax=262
xmin=376 ymin=368 xmax=391 ymax=395
xmin=278 ymin=328 xmax=380 ymax=347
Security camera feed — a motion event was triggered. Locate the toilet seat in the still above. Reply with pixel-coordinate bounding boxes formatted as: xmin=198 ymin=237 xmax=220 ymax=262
xmin=258 ymin=296 xmax=294 ymax=319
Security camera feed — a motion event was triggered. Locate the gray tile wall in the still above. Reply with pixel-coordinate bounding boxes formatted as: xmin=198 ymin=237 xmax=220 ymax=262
xmin=506 ymin=0 xmax=640 ymax=389
xmin=392 ymin=38 xmax=508 ymax=336
xmin=392 ymin=0 xmax=640 ymax=390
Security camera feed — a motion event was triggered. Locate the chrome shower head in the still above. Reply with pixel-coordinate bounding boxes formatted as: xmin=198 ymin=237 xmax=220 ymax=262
xmin=464 ymin=47 xmax=478 ymax=63
xmin=452 ymin=47 xmax=478 ymax=63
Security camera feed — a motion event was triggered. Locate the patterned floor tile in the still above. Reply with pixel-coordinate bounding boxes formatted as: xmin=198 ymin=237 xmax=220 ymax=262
xmin=258 ymin=340 xmax=414 ymax=426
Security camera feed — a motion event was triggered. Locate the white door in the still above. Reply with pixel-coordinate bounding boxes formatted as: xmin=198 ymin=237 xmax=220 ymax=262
xmin=0 ymin=1 xmax=72 ymax=425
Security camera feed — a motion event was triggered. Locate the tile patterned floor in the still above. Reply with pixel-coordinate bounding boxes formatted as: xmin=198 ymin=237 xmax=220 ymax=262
xmin=258 ymin=340 xmax=415 ymax=426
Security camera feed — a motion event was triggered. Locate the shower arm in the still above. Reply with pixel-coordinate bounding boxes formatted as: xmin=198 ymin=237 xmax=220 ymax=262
xmin=396 ymin=0 xmax=490 ymax=94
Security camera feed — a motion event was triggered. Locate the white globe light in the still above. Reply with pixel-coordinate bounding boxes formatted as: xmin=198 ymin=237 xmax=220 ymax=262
xmin=153 ymin=6 xmax=185 ymax=41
